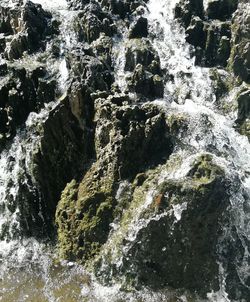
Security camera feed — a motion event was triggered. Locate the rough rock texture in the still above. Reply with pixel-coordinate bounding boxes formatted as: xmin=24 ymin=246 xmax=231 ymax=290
xmin=229 ymin=3 xmax=250 ymax=83
xmin=56 ymin=99 xmax=173 ymax=261
xmin=0 ymin=1 xmax=55 ymax=60
xmin=92 ymin=154 xmax=235 ymax=295
xmin=175 ymin=0 xmax=238 ymax=68
xmin=73 ymin=2 xmax=116 ymax=44
xmin=0 ymin=65 xmax=56 ymax=145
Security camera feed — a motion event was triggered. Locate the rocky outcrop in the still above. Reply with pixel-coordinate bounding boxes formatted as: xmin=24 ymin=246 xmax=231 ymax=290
xmin=229 ymin=3 xmax=250 ymax=83
xmin=56 ymin=99 xmax=173 ymax=261
xmin=91 ymin=154 xmax=243 ymax=298
xmin=175 ymin=0 xmax=238 ymax=68
xmin=0 ymin=65 xmax=56 ymax=145
xmin=0 ymin=1 xmax=55 ymax=60
xmin=73 ymin=2 xmax=116 ymax=44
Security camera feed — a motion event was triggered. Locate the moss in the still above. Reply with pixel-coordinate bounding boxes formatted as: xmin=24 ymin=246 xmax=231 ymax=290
xmin=56 ymin=164 xmax=116 ymax=263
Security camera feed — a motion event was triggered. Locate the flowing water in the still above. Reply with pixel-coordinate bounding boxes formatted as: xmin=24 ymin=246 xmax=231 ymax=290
xmin=0 ymin=0 xmax=249 ymax=301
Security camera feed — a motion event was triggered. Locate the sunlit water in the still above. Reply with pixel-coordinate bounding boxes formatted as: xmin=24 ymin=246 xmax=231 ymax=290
xmin=0 ymin=0 xmax=249 ymax=301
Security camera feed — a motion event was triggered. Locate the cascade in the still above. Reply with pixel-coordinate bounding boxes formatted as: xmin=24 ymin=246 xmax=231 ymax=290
xmin=0 ymin=0 xmax=250 ymax=301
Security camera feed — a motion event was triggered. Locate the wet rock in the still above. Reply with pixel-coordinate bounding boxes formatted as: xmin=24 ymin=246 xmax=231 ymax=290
xmin=186 ymin=17 xmax=231 ymax=67
xmin=100 ymin=0 xmax=147 ymax=19
xmin=229 ymin=3 xmax=250 ymax=83
xmin=124 ymin=38 xmax=160 ymax=72
xmin=56 ymin=101 xmax=173 ymax=262
xmin=67 ymin=49 xmax=114 ymax=92
xmin=206 ymin=0 xmax=238 ymax=21
xmin=128 ymin=16 xmax=148 ymax=39
xmin=235 ymin=89 xmax=250 ymax=123
xmin=0 ymin=65 xmax=56 ymax=141
xmin=128 ymin=64 xmax=164 ymax=98
xmin=29 ymin=96 xmax=89 ymax=236
xmin=94 ymin=154 xmax=232 ymax=297
xmin=91 ymin=33 xmax=113 ymax=68
xmin=0 ymin=1 xmax=54 ymax=59
xmin=73 ymin=2 xmax=116 ymax=44
xmin=174 ymin=0 xmax=204 ymax=28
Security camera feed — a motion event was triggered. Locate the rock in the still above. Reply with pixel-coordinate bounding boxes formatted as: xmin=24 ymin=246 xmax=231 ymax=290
xmin=236 ymin=89 xmax=250 ymax=123
xmin=0 ymin=65 xmax=55 ymax=141
xmin=94 ymin=154 xmax=233 ymax=297
xmin=174 ymin=0 xmax=204 ymax=28
xmin=185 ymin=17 xmax=231 ymax=67
xmin=100 ymin=0 xmax=147 ymax=19
xmin=206 ymin=0 xmax=238 ymax=21
xmin=73 ymin=2 xmax=115 ymax=44
xmin=29 ymin=97 xmax=89 ymax=236
xmin=128 ymin=16 xmax=148 ymax=39
xmin=0 ymin=1 xmax=54 ymax=59
xmin=91 ymin=33 xmax=113 ymax=68
xmin=124 ymin=38 xmax=161 ymax=72
xmin=56 ymin=101 xmax=173 ymax=262
xmin=128 ymin=64 xmax=164 ymax=98
xmin=229 ymin=3 xmax=250 ymax=83
xmin=186 ymin=16 xmax=206 ymax=48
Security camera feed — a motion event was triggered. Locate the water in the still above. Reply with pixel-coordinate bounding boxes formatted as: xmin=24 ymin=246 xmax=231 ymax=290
xmin=1 ymin=0 xmax=249 ymax=301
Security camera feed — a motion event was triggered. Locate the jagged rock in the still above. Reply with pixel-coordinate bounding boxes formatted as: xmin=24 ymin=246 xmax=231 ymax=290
xmin=56 ymin=101 xmax=173 ymax=262
xmin=124 ymin=38 xmax=161 ymax=72
xmin=0 ymin=65 xmax=56 ymax=141
xmin=229 ymin=3 xmax=250 ymax=83
xmin=67 ymin=49 xmax=114 ymax=92
xmin=0 ymin=1 xmax=54 ymax=59
xmin=128 ymin=64 xmax=164 ymax=98
xmin=235 ymin=88 xmax=250 ymax=127
xmin=186 ymin=16 xmax=231 ymax=67
xmin=128 ymin=16 xmax=148 ymax=39
xmin=100 ymin=0 xmax=147 ymax=18
xmin=174 ymin=0 xmax=204 ymax=28
xmin=91 ymin=33 xmax=113 ymax=67
xmin=28 ymin=96 xmax=89 ymax=236
xmin=206 ymin=0 xmax=238 ymax=21
xmin=73 ymin=2 xmax=116 ymax=43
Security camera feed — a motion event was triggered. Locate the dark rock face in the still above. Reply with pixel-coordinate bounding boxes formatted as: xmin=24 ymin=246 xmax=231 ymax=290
xmin=0 ymin=1 xmax=55 ymax=60
xmin=128 ymin=16 xmax=148 ymax=39
xmin=0 ymin=65 xmax=56 ymax=143
xmin=229 ymin=3 xmax=250 ymax=83
xmin=174 ymin=0 xmax=204 ymax=28
xmin=31 ymin=97 xmax=89 ymax=231
xmin=175 ymin=0 xmax=238 ymax=68
xmin=206 ymin=0 xmax=238 ymax=21
xmin=128 ymin=64 xmax=164 ymax=98
xmin=120 ymin=155 xmax=229 ymax=294
xmin=56 ymin=99 xmax=173 ymax=261
xmin=125 ymin=38 xmax=160 ymax=72
xmin=73 ymin=2 xmax=116 ymax=44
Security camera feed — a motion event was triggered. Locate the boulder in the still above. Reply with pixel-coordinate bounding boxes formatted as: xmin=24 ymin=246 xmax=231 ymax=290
xmin=0 ymin=1 xmax=54 ymax=59
xmin=0 ymin=65 xmax=56 ymax=141
xmin=93 ymin=154 xmax=236 ymax=297
xmin=56 ymin=100 xmax=173 ymax=262
xmin=174 ymin=0 xmax=204 ymax=28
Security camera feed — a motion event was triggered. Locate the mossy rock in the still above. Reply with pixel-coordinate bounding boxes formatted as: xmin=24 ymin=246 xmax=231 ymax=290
xmin=56 ymin=164 xmax=116 ymax=262
xmin=93 ymin=154 xmax=231 ymax=297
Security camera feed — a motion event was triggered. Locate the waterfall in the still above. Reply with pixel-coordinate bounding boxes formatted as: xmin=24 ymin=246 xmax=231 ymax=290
xmin=1 ymin=0 xmax=250 ymax=301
